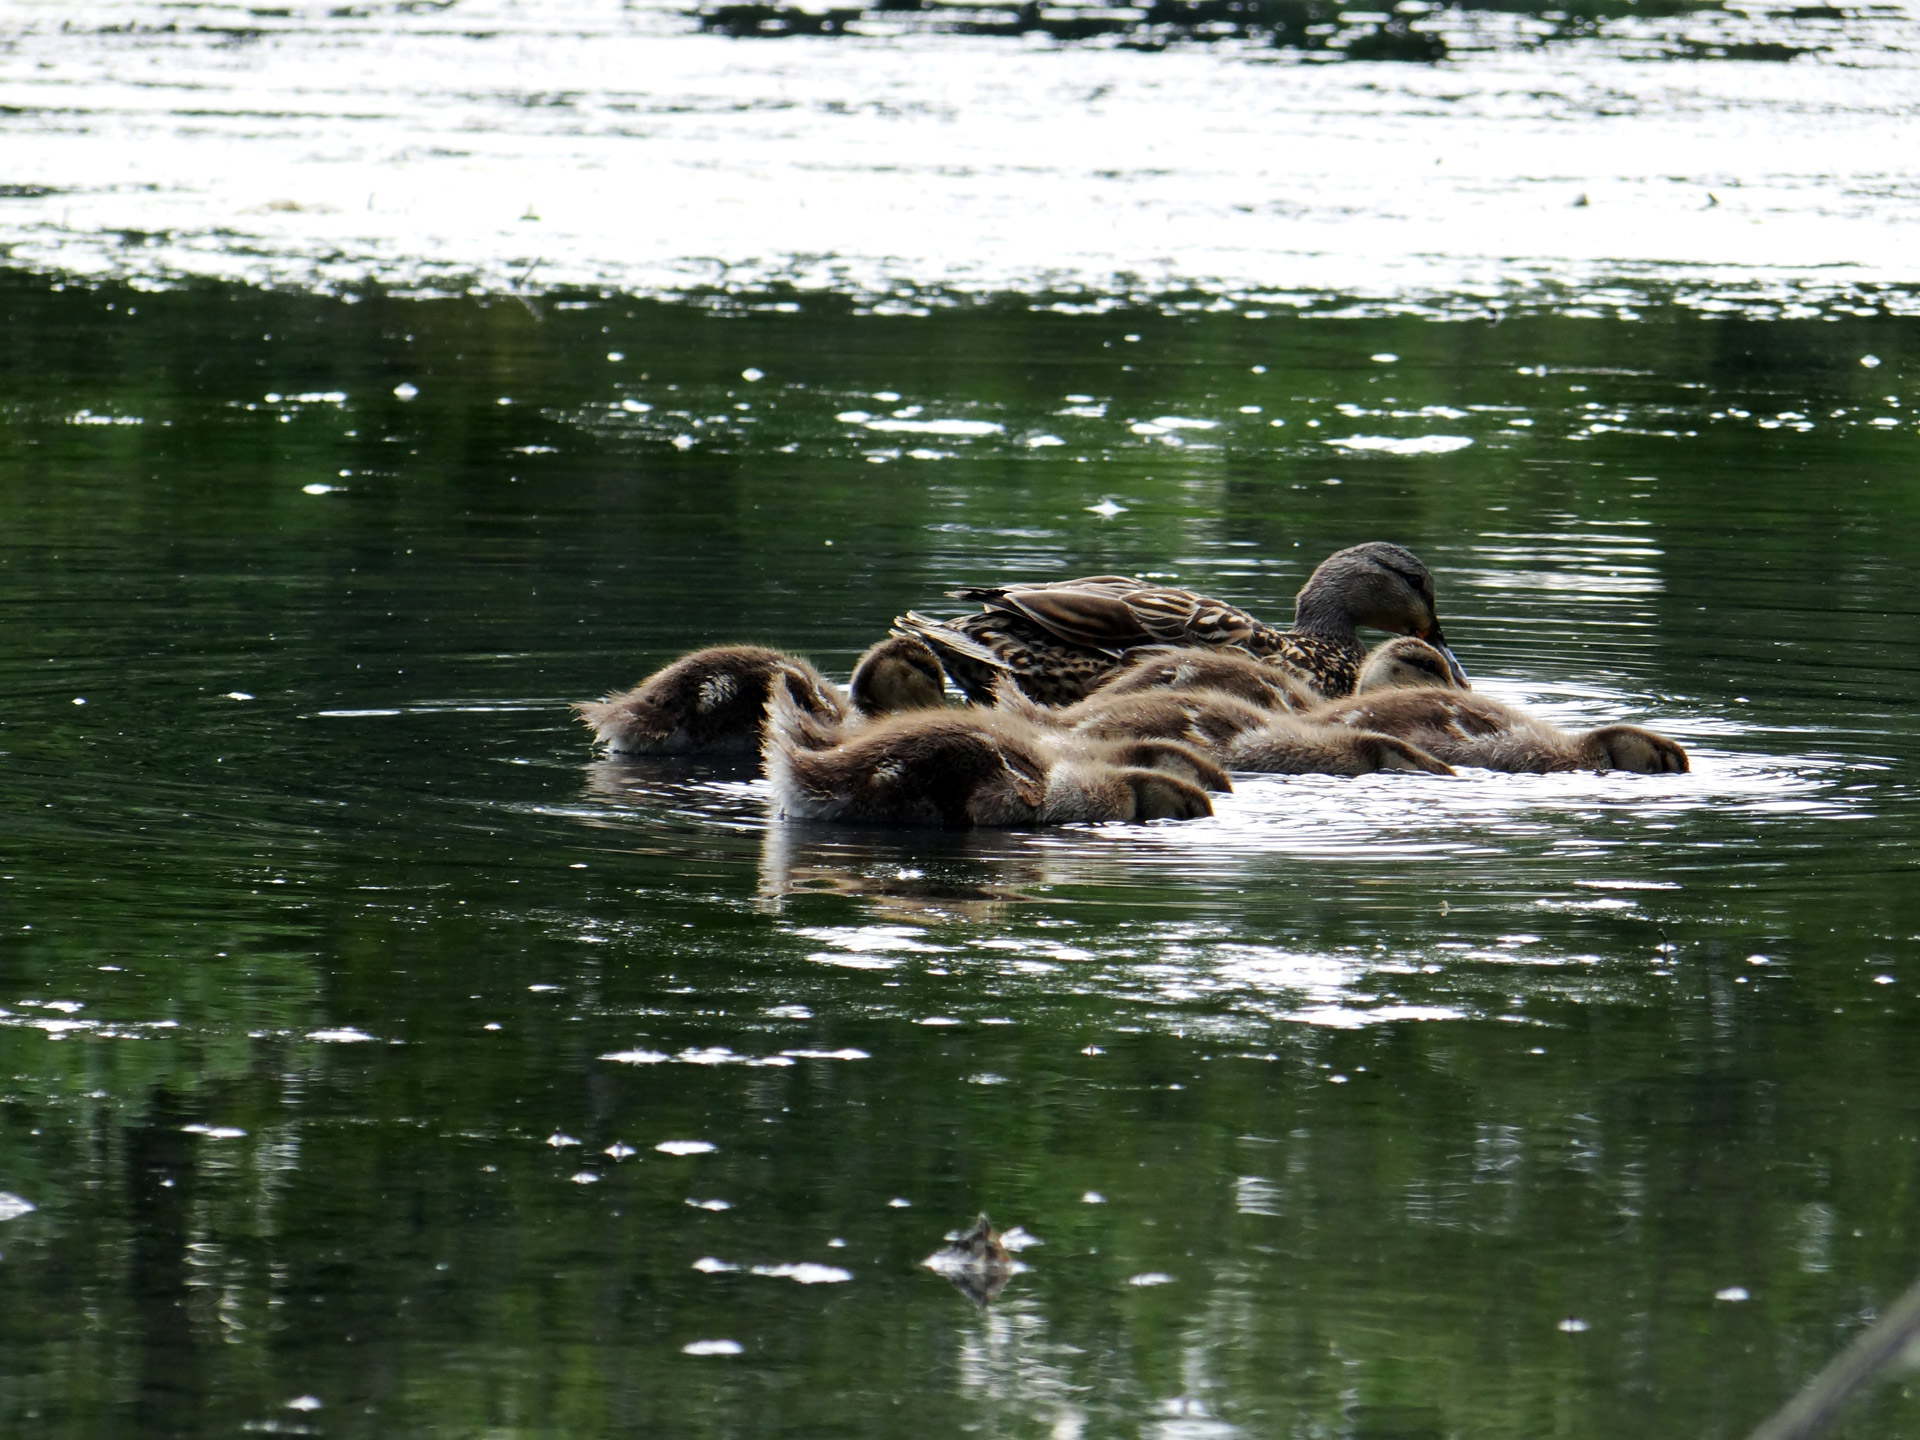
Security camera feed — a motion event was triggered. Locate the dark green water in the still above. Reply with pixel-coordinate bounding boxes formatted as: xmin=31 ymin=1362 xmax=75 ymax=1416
xmin=3 ymin=272 xmax=1920 ymax=1438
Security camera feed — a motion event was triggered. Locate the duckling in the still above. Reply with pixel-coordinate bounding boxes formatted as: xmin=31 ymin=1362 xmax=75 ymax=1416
xmin=924 ymin=1214 xmax=1017 ymax=1307
xmin=764 ymin=687 xmax=1216 ymax=828
xmin=806 ymin=673 xmax=1235 ymax=790
xmin=848 ymin=634 xmax=950 ymax=717
xmin=1320 ymin=638 xmax=1691 ymax=774
xmin=575 ymin=636 xmax=950 ymax=757
xmin=1023 ymin=685 xmax=1278 ymax=751
xmin=1086 ymin=645 xmax=1318 ymax=712
xmin=893 ymin=541 xmax=1467 ymax=705
xmin=574 ymin=644 xmax=846 ymax=755
xmin=1219 ymin=713 xmax=1457 ymax=776
xmin=1354 ymin=634 xmax=1474 ymax=693
xmin=997 ymin=678 xmax=1452 ymax=777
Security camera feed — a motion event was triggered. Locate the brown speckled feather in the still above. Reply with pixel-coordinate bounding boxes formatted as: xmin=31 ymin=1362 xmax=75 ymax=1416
xmin=914 ymin=545 xmax=1453 ymax=706
xmin=1236 ymin=630 xmax=1362 ymax=701
xmin=921 ymin=598 xmax=1363 ymax=705
xmin=938 ymin=613 xmax=1128 ymax=706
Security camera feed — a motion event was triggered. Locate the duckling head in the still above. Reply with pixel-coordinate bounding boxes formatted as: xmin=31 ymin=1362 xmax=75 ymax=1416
xmin=1356 ymin=636 xmax=1472 ymax=693
xmin=851 ymin=636 xmax=949 ymax=716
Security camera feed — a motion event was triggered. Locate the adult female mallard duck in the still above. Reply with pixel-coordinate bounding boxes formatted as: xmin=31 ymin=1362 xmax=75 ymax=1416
xmin=574 ymin=636 xmax=947 ymax=756
xmin=893 ymin=541 xmax=1465 ymax=706
xmin=764 ymin=684 xmax=1221 ymax=828
xmin=1317 ymin=637 xmax=1690 ymax=774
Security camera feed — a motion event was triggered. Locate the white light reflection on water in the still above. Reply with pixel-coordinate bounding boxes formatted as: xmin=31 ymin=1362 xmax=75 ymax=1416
xmin=559 ymin=681 xmax=1891 ymax=1039
xmin=1087 ymin=734 xmax=1859 ymax=871
xmin=2 ymin=1 xmax=1916 ymax=316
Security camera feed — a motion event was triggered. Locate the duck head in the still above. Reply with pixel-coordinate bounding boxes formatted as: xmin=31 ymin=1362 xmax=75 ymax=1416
xmin=1296 ymin=542 xmax=1467 ymax=685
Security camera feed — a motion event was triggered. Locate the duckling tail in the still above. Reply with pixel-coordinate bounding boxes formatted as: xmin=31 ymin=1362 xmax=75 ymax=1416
xmin=763 ymin=683 xmax=851 ymax=817
xmin=764 ymin=678 xmax=847 ymax=757
xmin=571 ymin=695 xmax=674 ymax=751
xmin=989 ymin=675 xmax=1053 ymax=725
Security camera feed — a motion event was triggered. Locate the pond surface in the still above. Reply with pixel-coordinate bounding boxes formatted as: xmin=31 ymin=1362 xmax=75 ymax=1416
xmin=4 ymin=4 xmax=1920 ymax=1438
xmin=3 ymin=274 xmax=1918 ymax=1440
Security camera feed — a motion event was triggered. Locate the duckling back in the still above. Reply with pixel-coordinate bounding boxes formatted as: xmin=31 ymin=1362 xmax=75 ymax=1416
xmin=1315 ymin=689 xmax=1689 ymax=774
xmin=985 ymin=679 xmax=1241 ymax=788
xmin=766 ymin=689 xmax=1047 ymax=827
xmin=1221 ymin=712 xmax=1455 ymax=776
xmin=1039 ymin=758 xmax=1214 ymax=823
xmin=575 ymin=645 xmax=846 ymax=755
xmin=1090 ymin=647 xmax=1317 ymax=712
xmin=1068 ymin=688 xmax=1275 ymax=750
xmin=765 ymin=689 xmax=1214 ymax=827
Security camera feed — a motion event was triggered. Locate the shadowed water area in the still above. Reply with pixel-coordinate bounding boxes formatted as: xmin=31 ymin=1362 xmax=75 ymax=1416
xmin=4 ymin=2 xmax=1920 ymax=1437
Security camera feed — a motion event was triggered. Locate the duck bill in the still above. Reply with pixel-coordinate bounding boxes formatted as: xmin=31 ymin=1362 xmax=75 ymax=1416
xmin=1419 ymin=626 xmax=1470 ymax=688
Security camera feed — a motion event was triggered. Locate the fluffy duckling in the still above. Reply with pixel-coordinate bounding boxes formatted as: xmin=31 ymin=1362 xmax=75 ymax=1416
xmin=848 ymin=634 xmax=949 ymax=716
xmin=575 ymin=636 xmax=949 ymax=756
xmin=1086 ymin=646 xmax=1318 ymax=712
xmin=1354 ymin=634 xmax=1474 ymax=693
xmin=1023 ymin=685 xmax=1277 ymax=751
xmin=894 ymin=541 xmax=1467 ymax=704
xmin=574 ymin=645 xmax=846 ymax=755
xmin=791 ymin=677 xmax=1233 ymax=789
xmin=998 ymin=678 xmax=1453 ymax=778
xmin=1320 ymin=637 xmax=1691 ymax=774
xmin=765 ymin=687 xmax=1217 ymax=828
xmin=1220 ymin=713 xmax=1456 ymax=776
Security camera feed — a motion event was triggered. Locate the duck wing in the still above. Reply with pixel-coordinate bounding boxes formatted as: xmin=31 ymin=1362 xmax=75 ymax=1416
xmin=948 ymin=575 xmax=1143 ymax=602
xmin=958 ymin=582 xmax=1270 ymax=652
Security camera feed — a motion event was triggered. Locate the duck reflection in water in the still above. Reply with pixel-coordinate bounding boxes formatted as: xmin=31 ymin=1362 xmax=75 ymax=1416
xmin=756 ymin=816 xmax=1044 ymax=921
xmin=924 ymin=1214 xmax=1021 ymax=1307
